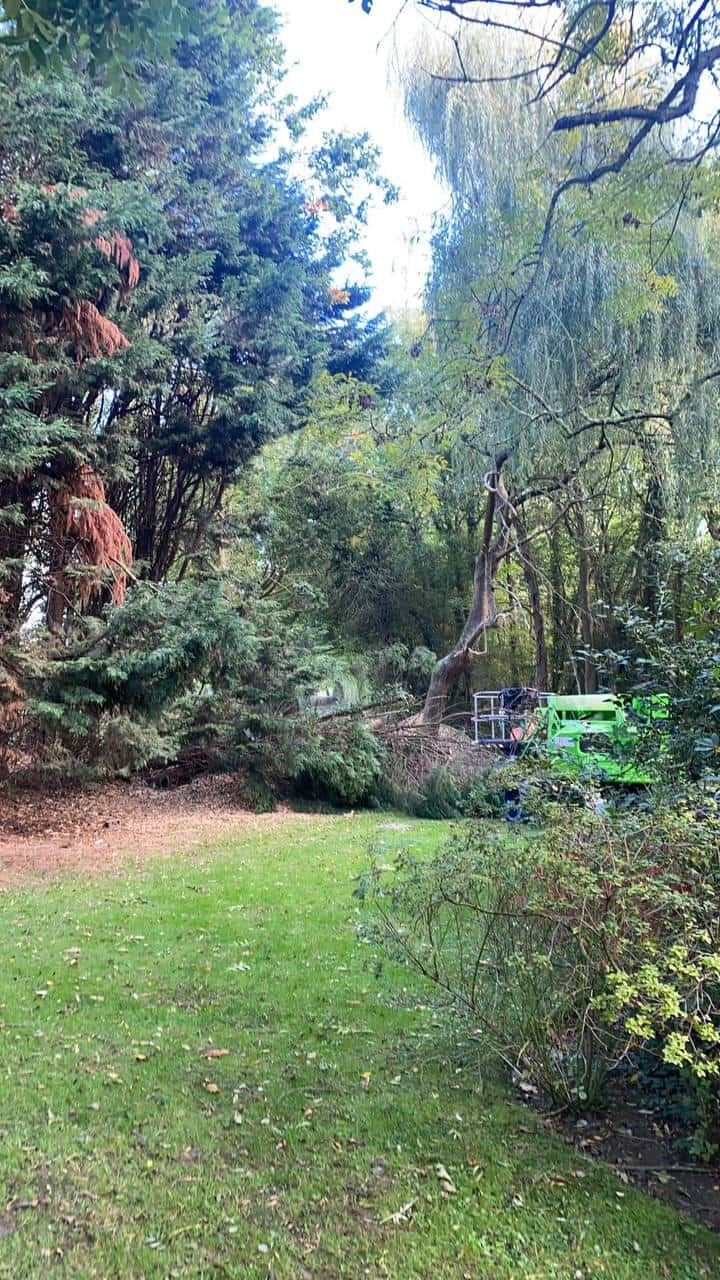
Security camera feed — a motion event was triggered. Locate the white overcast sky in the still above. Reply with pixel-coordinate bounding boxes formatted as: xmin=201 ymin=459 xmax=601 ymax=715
xmin=272 ymin=0 xmax=448 ymax=312
xmin=272 ymin=4 xmax=720 ymax=314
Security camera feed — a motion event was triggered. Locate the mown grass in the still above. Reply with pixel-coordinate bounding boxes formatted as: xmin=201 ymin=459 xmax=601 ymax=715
xmin=0 ymin=812 xmax=717 ymax=1279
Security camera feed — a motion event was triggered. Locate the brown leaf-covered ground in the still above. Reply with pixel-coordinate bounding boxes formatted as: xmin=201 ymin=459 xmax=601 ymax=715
xmin=0 ymin=775 xmax=313 ymax=883
xmin=544 ymin=1084 xmax=720 ymax=1234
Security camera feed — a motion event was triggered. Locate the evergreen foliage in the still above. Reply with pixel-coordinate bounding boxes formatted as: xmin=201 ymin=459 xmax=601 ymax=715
xmin=0 ymin=5 xmax=392 ymax=632
xmin=0 ymin=1 xmax=396 ymax=780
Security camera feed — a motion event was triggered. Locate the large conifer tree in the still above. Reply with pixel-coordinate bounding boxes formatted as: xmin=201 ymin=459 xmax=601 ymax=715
xmin=0 ymin=0 xmax=389 ymax=636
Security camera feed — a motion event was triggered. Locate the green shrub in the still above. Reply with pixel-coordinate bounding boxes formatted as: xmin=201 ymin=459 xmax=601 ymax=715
xmin=594 ymin=549 xmax=720 ymax=781
xmin=405 ymin=646 xmax=438 ymax=697
xmin=596 ymin=795 xmax=720 ymax=1089
xmin=96 ymin=714 xmax=178 ymax=778
xmin=364 ymin=794 xmax=720 ymax=1119
xmin=393 ymin=761 xmax=533 ymax=822
xmin=11 ymin=578 xmax=358 ymax=789
xmin=236 ymin=776 xmax=278 ymax=814
xmin=461 ymin=766 xmax=528 ymax=819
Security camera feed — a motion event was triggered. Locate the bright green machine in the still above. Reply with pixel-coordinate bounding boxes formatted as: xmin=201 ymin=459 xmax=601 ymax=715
xmin=541 ymin=692 xmax=669 ymax=783
xmin=471 ymin=688 xmax=669 ymax=783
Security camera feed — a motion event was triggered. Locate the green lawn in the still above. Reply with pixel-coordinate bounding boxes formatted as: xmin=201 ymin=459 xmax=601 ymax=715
xmin=0 ymin=813 xmax=717 ymax=1279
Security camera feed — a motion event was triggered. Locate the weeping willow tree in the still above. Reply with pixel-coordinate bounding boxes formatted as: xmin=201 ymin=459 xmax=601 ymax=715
xmin=399 ymin=30 xmax=720 ymax=721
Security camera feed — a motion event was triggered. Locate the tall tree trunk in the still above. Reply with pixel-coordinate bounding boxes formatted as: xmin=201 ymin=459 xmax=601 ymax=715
xmin=421 ymin=453 xmax=512 ymax=725
xmin=671 ymin=554 xmax=684 ymax=645
xmin=633 ymin=444 xmax=665 ymax=612
xmin=516 ymin=517 xmax=548 ymax=689
xmin=506 ymin=565 xmax=521 ymax=687
xmin=548 ymin=522 xmax=568 ymax=689
xmin=46 ymin=488 xmax=71 ymax=633
xmin=0 ymin=480 xmax=30 ymax=636
xmin=576 ymin=507 xmax=597 ymax=693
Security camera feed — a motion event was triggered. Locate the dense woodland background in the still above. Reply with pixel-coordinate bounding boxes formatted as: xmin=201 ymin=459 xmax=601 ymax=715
xmin=1 ymin=0 xmax=719 ymax=791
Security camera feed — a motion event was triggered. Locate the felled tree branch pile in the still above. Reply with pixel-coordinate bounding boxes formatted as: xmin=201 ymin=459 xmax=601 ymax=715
xmin=373 ymin=715 xmax=494 ymax=794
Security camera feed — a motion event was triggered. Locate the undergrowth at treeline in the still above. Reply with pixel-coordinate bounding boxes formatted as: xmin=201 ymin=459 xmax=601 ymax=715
xmin=0 ymin=814 xmax=718 ymax=1279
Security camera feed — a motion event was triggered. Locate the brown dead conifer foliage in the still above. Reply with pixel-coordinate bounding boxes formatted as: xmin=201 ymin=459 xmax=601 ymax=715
xmin=93 ymin=231 xmax=140 ymax=294
xmin=0 ymin=670 xmax=24 ymax=728
xmin=52 ymin=465 xmax=133 ymax=607
xmin=39 ymin=186 xmax=139 ymax=271
xmin=0 ymin=678 xmax=25 ymax=777
xmin=61 ymin=299 xmax=130 ymax=359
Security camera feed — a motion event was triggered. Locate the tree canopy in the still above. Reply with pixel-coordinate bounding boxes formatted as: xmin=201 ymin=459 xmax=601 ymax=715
xmin=4 ymin=0 xmax=720 ymax=775
xmin=0 ymin=0 xmax=202 ymax=80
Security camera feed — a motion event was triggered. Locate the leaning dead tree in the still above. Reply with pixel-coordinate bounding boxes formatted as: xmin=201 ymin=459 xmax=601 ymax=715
xmin=419 ymin=425 xmax=643 ymax=726
xmin=421 ymin=450 xmax=513 ymax=724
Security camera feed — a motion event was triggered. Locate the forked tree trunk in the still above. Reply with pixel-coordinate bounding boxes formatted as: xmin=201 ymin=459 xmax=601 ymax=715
xmin=421 ymin=453 xmax=513 ymax=725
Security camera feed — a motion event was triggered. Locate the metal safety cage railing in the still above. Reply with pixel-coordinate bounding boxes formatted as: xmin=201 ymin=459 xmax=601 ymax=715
xmin=472 ymin=689 xmax=550 ymax=747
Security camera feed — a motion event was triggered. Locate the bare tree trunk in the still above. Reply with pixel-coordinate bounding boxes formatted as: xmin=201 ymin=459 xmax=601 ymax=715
xmin=632 ymin=443 xmax=665 ymax=613
xmin=671 ymin=555 xmax=684 ymax=645
xmin=576 ymin=507 xmax=597 ymax=694
xmin=706 ymin=509 xmax=720 ymax=540
xmin=46 ymin=488 xmax=71 ymax=634
xmin=506 ymin=564 xmax=521 ymax=687
xmin=0 ymin=480 xmax=30 ymax=636
xmin=635 ymin=475 xmax=665 ymax=612
xmin=516 ymin=517 xmax=548 ymax=690
xmin=548 ymin=522 xmax=569 ymax=689
xmin=421 ymin=453 xmax=512 ymax=725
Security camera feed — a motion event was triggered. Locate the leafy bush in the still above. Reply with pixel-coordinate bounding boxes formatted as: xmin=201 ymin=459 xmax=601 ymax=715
xmin=594 ymin=548 xmax=720 ymax=781
xmin=363 ymin=644 xmax=437 ymax=702
xmin=364 ymin=795 xmax=720 ymax=1119
xmin=596 ymin=796 xmax=720 ymax=1085
xmin=461 ymin=765 xmax=533 ymax=819
xmin=292 ymin=718 xmax=385 ymax=807
xmin=404 ymin=646 xmax=438 ymax=698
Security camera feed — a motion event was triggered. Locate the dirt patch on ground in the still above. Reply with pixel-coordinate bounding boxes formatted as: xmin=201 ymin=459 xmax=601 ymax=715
xmin=543 ymin=1083 xmax=720 ymax=1234
xmin=0 ymin=774 xmax=314 ymax=885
